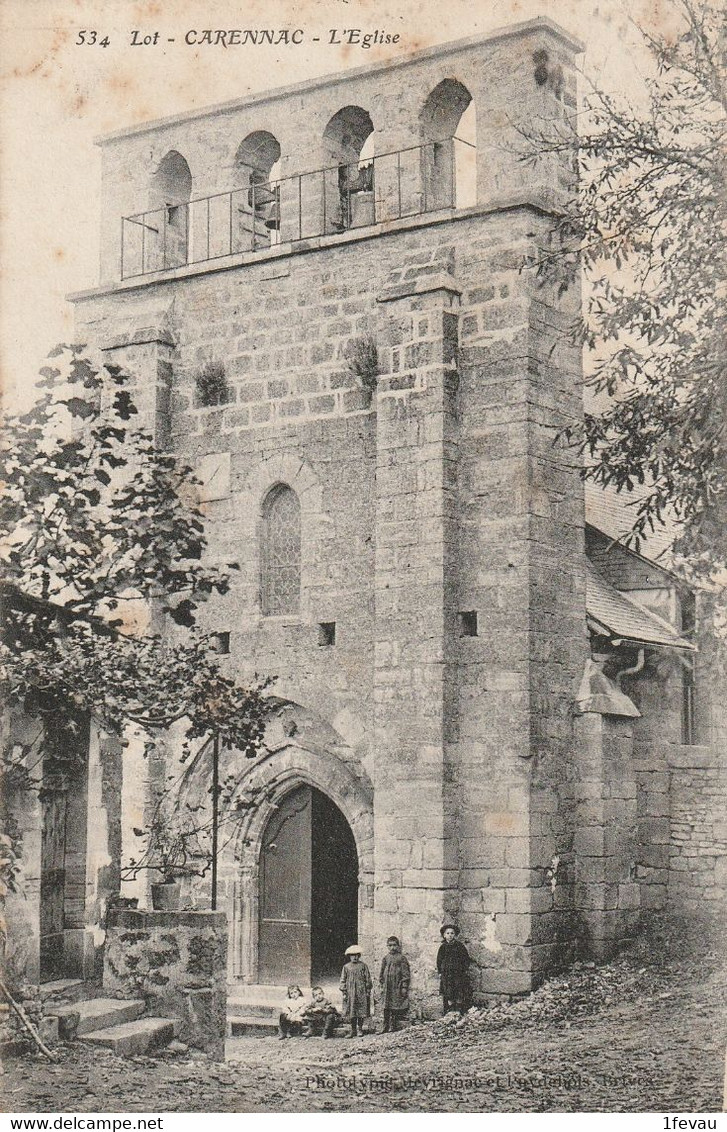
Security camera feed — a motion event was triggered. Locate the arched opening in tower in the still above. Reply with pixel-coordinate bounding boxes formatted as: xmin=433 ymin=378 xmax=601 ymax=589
xmin=420 ymin=79 xmax=476 ymax=211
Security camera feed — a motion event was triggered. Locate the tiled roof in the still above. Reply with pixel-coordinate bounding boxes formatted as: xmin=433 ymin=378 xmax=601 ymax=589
xmin=584 ymin=482 xmax=677 ymax=562
xmin=586 ymin=563 xmax=694 ymax=651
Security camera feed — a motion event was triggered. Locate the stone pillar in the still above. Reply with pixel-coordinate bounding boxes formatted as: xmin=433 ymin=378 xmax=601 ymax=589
xmin=454 ymin=207 xmax=585 ymax=999
xmin=100 ymin=320 xmax=175 ymax=446
xmin=118 ymin=725 xmax=152 ymax=907
xmin=372 ymin=270 xmax=461 ymax=1009
xmin=573 ymin=661 xmax=640 ymax=957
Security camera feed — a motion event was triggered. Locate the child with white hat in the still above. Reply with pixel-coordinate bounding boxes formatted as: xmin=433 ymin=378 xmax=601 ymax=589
xmin=339 ymin=945 xmax=372 ymax=1037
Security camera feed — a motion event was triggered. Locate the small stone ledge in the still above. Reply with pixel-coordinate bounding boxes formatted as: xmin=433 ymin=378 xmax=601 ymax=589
xmin=108 ymin=909 xmax=227 ymax=930
xmin=68 ymin=194 xmax=560 ymax=304
xmin=668 ymin=745 xmax=720 ymax=770
xmin=377 ymin=271 xmax=463 ymax=305
xmin=101 ymin=325 xmax=175 ymax=350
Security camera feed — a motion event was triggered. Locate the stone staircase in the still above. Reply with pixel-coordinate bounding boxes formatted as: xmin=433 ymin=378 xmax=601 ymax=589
xmin=50 ymin=997 xmax=177 ymax=1056
xmin=226 ymin=985 xmax=282 ymax=1037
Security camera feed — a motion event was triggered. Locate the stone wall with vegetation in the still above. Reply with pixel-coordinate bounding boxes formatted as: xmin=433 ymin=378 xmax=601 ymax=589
xmin=104 ymin=909 xmax=227 ymax=1059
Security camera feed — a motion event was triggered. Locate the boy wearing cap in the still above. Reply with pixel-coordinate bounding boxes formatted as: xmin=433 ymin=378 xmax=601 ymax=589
xmin=302 ymin=986 xmax=341 ymax=1038
xmin=378 ymin=936 xmax=411 ymax=1033
xmin=436 ymin=923 xmax=472 ymax=1016
xmin=339 ymin=945 xmax=372 ymax=1037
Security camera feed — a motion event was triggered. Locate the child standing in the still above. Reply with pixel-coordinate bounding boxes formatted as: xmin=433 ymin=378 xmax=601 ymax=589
xmin=339 ymin=945 xmax=372 ymax=1037
xmin=278 ymin=984 xmax=307 ymax=1039
xmin=436 ymin=923 xmax=472 ymax=1016
xmin=378 ymin=935 xmax=411 ymax=1033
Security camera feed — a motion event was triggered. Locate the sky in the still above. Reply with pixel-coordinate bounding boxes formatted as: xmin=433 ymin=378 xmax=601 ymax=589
xmin=0 ymin=0 xmax=677 ymax=403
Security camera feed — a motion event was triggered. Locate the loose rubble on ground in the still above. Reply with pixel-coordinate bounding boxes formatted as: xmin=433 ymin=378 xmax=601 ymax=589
xmin=4 ymin=921 xmax=725 ymax=1113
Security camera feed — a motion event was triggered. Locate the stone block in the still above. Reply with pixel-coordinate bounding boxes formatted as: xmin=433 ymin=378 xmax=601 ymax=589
xmin=374 ymin=886 xmax=399 ymax=914
xmin=484 ymin=811 xmax=529 ymax=837
xmin=637 ymin=817 xmax=670 ymax=845
xmin=504 ymin=888 xmax=531 ymax=914
xmin=54 ymin=998 xmax=145 ymax=1040
xmin=478 ymin=968 xmax=533 ymax=996
xmin=82 ymin=1017 xmax=176 ymax=1057
xmin=617 ymin=883 xmax=640 ymax=910
xmin=640 ymin=884 xmax=667 ymax=910
xmin=574 ymin=826 xmax=606 ymax=857
xmin=638 ymin=843 xmax=670 ymax=870
xmin=104 ymin=910 xmax=227 ymax=1059
xmin=494 ymin=913 xmax=532 ymax=945
xmin=398 ymin=888 xmax=428 ymax=915
xmin=39 ymin=1015 xmax=59 ymax=1043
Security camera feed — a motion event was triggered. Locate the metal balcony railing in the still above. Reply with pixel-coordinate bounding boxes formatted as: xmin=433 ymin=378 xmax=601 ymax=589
xmin=120 ymin=137 xmax=476 ymax=280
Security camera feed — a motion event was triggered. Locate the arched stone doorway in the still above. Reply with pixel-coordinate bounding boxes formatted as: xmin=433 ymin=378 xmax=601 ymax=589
xmin=223 ymin=729 xmax=374 ymax=986
xmin=258 ymin=784 xmax=358 ymax=984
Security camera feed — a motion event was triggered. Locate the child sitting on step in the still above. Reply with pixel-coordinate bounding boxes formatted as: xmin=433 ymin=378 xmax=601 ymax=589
xmin=278 ymin=984 xmax=307 ymax=1039
xmin=302 ymin=986 xmax=341 ymax=1038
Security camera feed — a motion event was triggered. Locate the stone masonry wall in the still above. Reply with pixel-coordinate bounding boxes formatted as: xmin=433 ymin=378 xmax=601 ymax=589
xmin=2 ymin=710 xmax=122 ymax=984
xmin=667 ymin=748 xmax=727 ymax=917
xmin=73 ymin=203 xmax=587 ymax=1003
xmin=104 ymin=909 xmax=228 ymax=1059
xmin=586 ymin=528 xmax=727 ymax=928
xmin=452 ymin=210 xmax=586 ymax=998
xmin=572 ymin=712 xmax=639 ymax=957
xmin=623 ymin=656 xmax=726 ymax=927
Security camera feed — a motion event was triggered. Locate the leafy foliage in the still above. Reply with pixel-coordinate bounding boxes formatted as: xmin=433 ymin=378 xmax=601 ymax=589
xmin=528 ymin=0 xmax=726 ymax=587
xmin=1 ymin=346 xmax=235 ymax=624
xmin=1 ymin=347 xmax=273 ymax=882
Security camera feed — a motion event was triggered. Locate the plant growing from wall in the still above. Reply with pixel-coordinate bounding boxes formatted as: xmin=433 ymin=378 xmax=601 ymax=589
xmin=195 ymin=361 xmax=230 ymax=407
xmin=122 ymin=779 xmax=260 ymax=887
xmin=126 ymin=807 xmax=212 ymax=886
xmin=344 ymin=334 xmax=380 ymax=398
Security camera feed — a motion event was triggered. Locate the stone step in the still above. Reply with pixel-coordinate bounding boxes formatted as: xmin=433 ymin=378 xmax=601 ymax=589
xmin=227 ymin=984 xmax=343 ymax=1008
xmin=39 ymin=979 xmax=83 ymax=1000
xmin=80 ymin=1017 xmax=176 ymax=1056
xmin=226 ymin=999 xmax=278 ymax=1019
xmin=51 ymin=997 xmax=145 ymax=1040
xmin=227 ymin=1013 xmax=279 ymax=1038
xmin=227 ymin=983 xmax=288 ymax=1001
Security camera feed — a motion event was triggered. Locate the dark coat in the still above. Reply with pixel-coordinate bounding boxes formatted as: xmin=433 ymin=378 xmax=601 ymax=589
xmin=436 ymin=938 xmax=471 ymax=1003
xmin=379 ymin=951 xmax=411 ymax=1012
xmin=339 ymin=960 xmax=372 ymax=1019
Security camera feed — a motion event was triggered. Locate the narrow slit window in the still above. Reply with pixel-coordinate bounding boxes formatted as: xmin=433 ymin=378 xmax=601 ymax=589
xmin=213 ymin=631 xmax=230 ymax=655
xmin=458 ymin=610 xmax=478 ymax=637
xmin=318 ymin=622 xmax=336 ymax=647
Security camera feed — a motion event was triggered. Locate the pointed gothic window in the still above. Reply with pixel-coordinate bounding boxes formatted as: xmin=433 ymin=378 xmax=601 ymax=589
xmin=261 ymin=484 xmax=301 ymax=616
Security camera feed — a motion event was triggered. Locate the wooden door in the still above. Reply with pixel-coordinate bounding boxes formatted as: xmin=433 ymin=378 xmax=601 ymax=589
xmin=40 ymin=776 xmax=68 ymax=981
xmin=258 ymin=785 xmax=312 ymax=985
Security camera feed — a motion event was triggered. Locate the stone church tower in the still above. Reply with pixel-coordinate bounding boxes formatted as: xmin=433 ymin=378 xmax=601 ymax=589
xmin=71 ymin=19 xmax=591 ymax=1010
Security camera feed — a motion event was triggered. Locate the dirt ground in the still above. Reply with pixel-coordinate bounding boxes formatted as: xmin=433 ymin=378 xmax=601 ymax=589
xmin=4 ymin=922 xmax=726 ymax=1113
